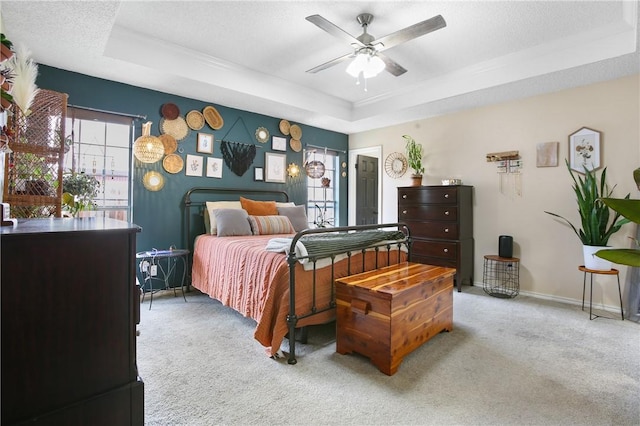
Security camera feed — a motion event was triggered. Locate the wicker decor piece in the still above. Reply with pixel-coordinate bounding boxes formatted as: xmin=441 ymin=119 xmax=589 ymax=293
xmin=160 ymin=117 xmax=190 ymax=141
xmin=186 ymin=110 xmax=204 ymax=130
xmin=279 ymin=119 xmax=290 ymax=135
xmin=158 ymin=134 xmax=177 ymax=154
xmin=4 ymin=89 xmax=67 ymax=218
xmin=161 ymin=103 xmax=180 ymax=120
xmin=163 ymin=153 xmax=184 ymax=174
xmin=203 ymin=106 xmax=224 ymax=130
xmin=290 ymin=138 xmax=302 ymax=152
xmin=289 ymin=124 xmax=302 ymax=140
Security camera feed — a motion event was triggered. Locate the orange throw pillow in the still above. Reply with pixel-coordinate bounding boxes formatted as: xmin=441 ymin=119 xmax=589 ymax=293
xmin=240 ymin=197 xmax=278 ymax=216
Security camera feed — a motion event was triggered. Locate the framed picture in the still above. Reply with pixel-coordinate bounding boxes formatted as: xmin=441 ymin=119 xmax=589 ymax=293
xmin=185 ymin=154 xmax=203 ymax=177
xmin=536 ymin=141 xmax=559 ymax=167
xmin=197 ymin=133 xmax=214 ymax=154
xmin=272 ymin=136 xmax=287 ymax=152
xmin=254 ymin=167 xmax=264 ymax=181
xmin=264 ymin=152 xmax=286 ymax=183
xmin=569 ymin=127 xmax=601 ymax=173
xmin=206 ymin=157 xmax=223 ymax=178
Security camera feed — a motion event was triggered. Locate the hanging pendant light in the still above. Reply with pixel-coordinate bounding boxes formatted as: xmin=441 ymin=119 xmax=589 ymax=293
xmin=133 ymin=121 xmax=164 ymax=164
xmin=305 ymin=160 xmax=325 ymax=178
xmin=304 ymin=149 xmax=325 ymax=178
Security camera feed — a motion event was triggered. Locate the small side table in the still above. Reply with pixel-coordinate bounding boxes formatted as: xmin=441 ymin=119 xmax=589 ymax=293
xmin=579 ymin=266 xmax=623 ymax=320
xmin=136 ymin=248 xmax=189 ymax=309
xmin=483 ymin=255 xmax=520 ymax=298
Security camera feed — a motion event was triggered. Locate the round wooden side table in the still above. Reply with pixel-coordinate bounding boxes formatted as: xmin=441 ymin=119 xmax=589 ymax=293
xmin=579 ymin=266 xmax=623 ymax=320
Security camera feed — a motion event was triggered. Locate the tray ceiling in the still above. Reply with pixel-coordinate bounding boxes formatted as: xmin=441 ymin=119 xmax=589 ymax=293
xmin=1 ymin=1 xmax=638 ymax=134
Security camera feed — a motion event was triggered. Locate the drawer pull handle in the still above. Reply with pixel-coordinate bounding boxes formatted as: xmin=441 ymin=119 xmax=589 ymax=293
xmin=444 ymin=211 xmax=450 ymax=215
xmin=402 ymin=210 xmax=407 ymax=215
xmin=444 ymin=194 xmax=449 ymax=198
xmin=402 ymin=194 xmax=407 ymax=199
xmin=351 ymin=298 xmax=370 ymax=315
xmin=444 ymin=228 xmax=449 ymax=233
xmin=443 ymin=248 xmax=449 ymax=253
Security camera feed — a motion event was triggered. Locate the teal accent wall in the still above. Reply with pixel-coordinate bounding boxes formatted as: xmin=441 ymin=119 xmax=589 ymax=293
xmin=36 ymin=66 xmax=349 ymax=251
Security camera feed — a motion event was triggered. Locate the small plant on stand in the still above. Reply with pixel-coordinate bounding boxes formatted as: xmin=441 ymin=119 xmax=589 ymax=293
xmin=62 ymin=172 xmax=100 ymax=217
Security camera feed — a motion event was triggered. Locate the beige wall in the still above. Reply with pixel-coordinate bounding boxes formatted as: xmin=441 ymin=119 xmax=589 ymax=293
xmin=349 ymin=74 xmax=639 ymax=309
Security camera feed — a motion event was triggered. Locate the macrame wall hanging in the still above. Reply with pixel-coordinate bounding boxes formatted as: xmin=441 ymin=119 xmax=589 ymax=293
xmin=221 ymin=141 xmax=256 ymax=176
xmin=220 ymin=116 xmax=257 ymax=176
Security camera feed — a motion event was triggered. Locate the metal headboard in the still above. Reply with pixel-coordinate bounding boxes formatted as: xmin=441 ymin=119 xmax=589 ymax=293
xmin=183 ymin=187 xmax=290 ymax=253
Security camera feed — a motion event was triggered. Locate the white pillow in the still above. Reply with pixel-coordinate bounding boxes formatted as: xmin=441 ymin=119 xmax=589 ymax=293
xmin=205 ymin=201 xmax=242 ymax=235
xmin=275 ymin=202 xmax=295 ymax=208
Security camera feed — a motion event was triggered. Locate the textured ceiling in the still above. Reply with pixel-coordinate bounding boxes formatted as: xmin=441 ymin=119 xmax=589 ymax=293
xmin=1 ymin=1 xmax=638 ymax=134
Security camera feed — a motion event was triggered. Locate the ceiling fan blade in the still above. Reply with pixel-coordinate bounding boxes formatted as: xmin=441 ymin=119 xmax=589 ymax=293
xmin=377 ymin=53 xmax=407 ymax=77
xmin=306 ymin=52 xmax=354 ymax=74
xmin=306 ymin=14 xmax=365 ymax=48
xmin=374 ymin=14 xmax=446 ymax=52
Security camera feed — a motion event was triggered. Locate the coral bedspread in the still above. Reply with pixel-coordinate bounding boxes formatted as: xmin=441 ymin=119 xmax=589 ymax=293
xmin=191 ymin=233 xmax=403 ymax=356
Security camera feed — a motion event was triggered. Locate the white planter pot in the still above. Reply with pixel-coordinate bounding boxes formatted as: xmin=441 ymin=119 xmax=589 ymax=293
xmin=583 ymin=245 xmax=613 ymax=271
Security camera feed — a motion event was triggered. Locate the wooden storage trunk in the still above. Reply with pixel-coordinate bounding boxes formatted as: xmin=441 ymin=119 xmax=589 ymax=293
xmin=335 ymin=262 xmax=455 ymax=375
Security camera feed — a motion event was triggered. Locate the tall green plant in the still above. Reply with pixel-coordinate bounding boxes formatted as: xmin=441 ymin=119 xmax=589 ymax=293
xmin=595 ymin=166 xmax=640 ymax=266
xmin=545 ymin=160 xmax=629 ymax=246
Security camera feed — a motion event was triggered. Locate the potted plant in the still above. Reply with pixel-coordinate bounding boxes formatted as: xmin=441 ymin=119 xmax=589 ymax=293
xmin=595 ymin=166 xmax=640 ymax=267
xmin=0 ymin=63 xmax=14 ymax=112
xmin=403 ymin=134 xmax=424 ymax=186
xmin=1 ymin=33 xmax=14 ymax=62
xmin=545 ymin=160 xmax=630 ymax=270
xmin=62 ymin=172 xmax=100 ymax=217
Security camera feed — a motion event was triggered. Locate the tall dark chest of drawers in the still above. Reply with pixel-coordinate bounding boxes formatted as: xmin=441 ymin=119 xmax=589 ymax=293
xmin=398 ymin=185 xmax=474 ymax=292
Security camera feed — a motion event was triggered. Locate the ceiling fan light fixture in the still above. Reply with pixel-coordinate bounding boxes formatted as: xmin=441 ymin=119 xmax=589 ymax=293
xmin=363 ymin=55 xmax=385 ymax=78
xmin=346 ymin=49 xmax=385 ymax=81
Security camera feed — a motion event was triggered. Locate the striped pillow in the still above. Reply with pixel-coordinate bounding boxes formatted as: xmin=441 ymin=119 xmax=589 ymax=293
xmin=248 ymin=215 xmax=295 ymax=235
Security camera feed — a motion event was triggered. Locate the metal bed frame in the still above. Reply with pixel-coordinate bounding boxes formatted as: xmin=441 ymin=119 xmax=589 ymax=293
xmin=183 ymin=187 xmax=412 ymax=365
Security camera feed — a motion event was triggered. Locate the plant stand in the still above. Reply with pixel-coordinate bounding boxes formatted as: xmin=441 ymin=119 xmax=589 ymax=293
xmin=482 ymin=255 xmax=520 ymax=298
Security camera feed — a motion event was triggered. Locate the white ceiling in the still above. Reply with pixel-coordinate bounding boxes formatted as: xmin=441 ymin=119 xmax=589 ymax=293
xmin=1 ymin=1 xmax=638 ymax=134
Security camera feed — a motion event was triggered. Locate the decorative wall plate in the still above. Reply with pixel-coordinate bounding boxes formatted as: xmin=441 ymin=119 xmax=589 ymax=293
xmin=384 ymin=152 xmax=408 ymax=178
xmin=186 ymin=110 xmax=205 ymax=130
xmin=160 ymin=117 xmax=190 ymax=141
xmin=289 ymin=124 xmax=302 ymax=140
xmin=163 ymin=153 xmax=184 ymax=174
xmin=158 ymin=134 xmax=177 ymax=154
xmin=160 ymin=103 xmax=180 ymax=120
xmin=290 ymin=138 xmax=301 ymax=152
xmin=203 ymin=105 xmax=224 ymax=130
xmin=279 ymin=119 xmax=290 ymax=135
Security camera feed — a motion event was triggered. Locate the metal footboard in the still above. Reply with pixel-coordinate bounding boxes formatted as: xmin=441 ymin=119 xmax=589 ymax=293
xmin=285 ymin=222 xmax=411 ymax=365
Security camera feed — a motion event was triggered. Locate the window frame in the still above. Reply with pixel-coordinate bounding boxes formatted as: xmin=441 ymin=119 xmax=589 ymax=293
xmin=64 ymin=107 xmax=135 ymax=221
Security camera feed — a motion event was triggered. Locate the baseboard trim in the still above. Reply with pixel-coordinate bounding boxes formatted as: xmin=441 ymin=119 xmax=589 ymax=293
xmin=470 ymin=281 xmax=625 ymax=316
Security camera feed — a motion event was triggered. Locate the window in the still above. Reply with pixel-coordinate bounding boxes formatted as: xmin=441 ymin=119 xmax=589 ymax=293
xmin=64 ymin=108 xmax=134 ymax=220
xmin=305 ymin=149 xmax=339 ymax=227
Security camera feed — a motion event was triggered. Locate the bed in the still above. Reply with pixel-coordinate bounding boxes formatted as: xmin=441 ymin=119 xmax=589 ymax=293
xmin=184 ymin=187 xmax=411 ymax=364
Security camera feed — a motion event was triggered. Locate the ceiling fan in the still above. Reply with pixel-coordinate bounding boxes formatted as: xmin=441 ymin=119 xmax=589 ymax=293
xmin=305 ymin=12 xmax=447 ymax=77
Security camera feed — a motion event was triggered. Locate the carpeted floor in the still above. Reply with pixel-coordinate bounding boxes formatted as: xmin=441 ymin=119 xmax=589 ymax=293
xmin=137 ymin=286 xmax=639 ymax=425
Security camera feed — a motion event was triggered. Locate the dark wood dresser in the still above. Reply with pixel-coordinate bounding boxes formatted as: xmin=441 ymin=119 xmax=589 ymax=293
xmin=1 ymin=218 xmax=144 ymax=425
xmin=398 ymin=185 xmax=474 ymax=292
